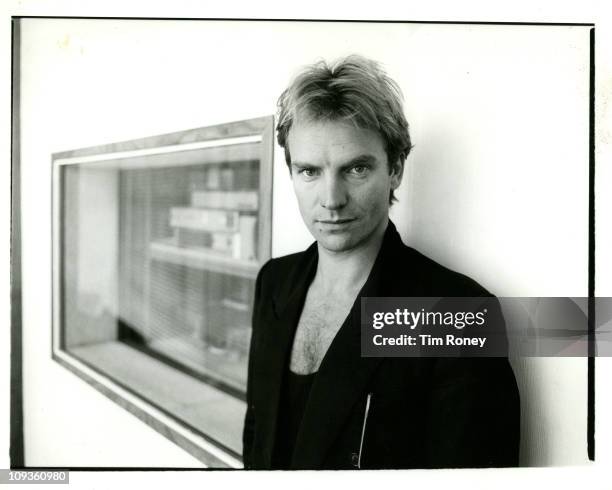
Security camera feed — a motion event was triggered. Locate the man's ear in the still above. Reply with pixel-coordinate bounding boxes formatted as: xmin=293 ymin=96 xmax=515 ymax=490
xmin=390 ymin=154 xmax=406 ymax=190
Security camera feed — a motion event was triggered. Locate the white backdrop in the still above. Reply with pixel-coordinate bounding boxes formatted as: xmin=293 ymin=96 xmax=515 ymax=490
xmin=18 ymin=19 xmax=591 ymax=467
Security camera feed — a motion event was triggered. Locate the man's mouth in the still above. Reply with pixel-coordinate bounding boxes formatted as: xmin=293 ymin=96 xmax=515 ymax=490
xmin=317 ymin=218 xmax=355 ymax=224
xmin=316 ymin=218 xmax=357 ymax=231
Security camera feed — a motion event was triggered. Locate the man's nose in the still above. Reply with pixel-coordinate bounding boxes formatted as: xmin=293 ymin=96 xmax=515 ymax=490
xmin=320 ymin=174 xmax=348 ymax=210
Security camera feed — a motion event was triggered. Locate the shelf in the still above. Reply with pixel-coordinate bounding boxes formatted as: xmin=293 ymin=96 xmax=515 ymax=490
xmin=149 ymin=241 xmax=260 ymax=279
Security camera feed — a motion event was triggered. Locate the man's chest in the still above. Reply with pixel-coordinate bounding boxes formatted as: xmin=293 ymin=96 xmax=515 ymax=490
xmin=289 ymin=290 xmax=356 ymax=374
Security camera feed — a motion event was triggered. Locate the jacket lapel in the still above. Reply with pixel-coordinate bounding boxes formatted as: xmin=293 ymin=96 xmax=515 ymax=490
xmin=255 ymin=242 xmax=318 ymax=467
xmin=290 ymin=222 xmax=405 ymax=468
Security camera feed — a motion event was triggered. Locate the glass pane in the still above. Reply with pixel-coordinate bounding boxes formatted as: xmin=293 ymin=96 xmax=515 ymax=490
xmin=61 ymin=144 xmax=262 ymax=397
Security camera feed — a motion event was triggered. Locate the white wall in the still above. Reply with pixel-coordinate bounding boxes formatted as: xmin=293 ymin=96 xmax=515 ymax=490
xmin=19 ymin=19 xmax=590 ymax=466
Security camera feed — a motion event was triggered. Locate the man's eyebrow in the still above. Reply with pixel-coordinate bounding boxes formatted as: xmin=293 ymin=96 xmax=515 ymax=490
xmin=291 ymin=154 xmax=379 ymax=169
xmin=291 ymin=161 xmax=318 ymax=169
xmin=340 ymin=154 xmax=378 ymax=169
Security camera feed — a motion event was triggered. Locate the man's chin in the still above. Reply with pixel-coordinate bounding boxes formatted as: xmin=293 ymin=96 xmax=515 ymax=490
xmin=315 ymin=233 xmax=358 ymax=253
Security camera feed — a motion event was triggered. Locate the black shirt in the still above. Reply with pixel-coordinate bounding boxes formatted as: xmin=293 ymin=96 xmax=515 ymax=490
xmin=272 ymin=370 xmax=317 ymax=469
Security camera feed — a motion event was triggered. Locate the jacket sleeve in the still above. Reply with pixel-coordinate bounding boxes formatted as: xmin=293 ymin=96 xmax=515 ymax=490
xmin=242 ymin=260 xmax=269 ymax=469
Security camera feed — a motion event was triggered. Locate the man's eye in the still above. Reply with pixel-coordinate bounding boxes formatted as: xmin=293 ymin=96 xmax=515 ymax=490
xmin=299 ymin=168 xmax=318 ymax=178
xmin=349 ymin=165 xmax=369 ymax=176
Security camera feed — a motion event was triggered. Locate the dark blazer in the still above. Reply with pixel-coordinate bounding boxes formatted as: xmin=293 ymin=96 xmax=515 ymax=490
xmin=243 ymin=221 xmax=520 ymax=470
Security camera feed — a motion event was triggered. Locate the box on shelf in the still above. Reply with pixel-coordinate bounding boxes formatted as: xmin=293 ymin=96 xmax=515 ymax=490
xmin=170 ymin=207 xmax=239 ymax=232
xmin=167 ymin=212 xmax=257 ymax=262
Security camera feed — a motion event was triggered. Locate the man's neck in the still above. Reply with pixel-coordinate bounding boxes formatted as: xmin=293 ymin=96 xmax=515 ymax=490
xmin=314 ymin=218 xmax=388 ymax=296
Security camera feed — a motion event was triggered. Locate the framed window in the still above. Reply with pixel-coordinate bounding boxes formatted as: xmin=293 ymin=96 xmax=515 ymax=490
xmin=51 ymin=116 xmax=274 ymax=467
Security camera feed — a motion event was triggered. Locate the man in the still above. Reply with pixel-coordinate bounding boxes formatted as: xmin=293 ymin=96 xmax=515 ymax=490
xmin=243 ymin=55 xmax=520 ymax=470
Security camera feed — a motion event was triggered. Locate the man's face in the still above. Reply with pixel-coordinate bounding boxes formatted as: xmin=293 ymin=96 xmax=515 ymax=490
xmin=287 ymin=118 xmax=403 ymax=253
